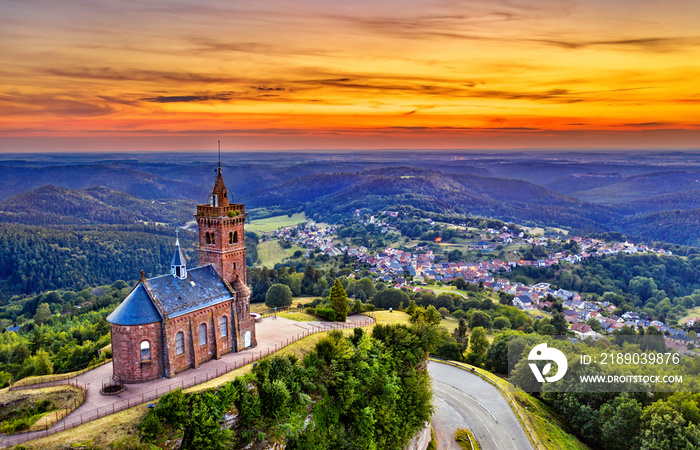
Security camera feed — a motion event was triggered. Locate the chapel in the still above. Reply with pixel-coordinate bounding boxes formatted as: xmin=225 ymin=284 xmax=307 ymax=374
xmin=106 ymin=165 xmax=256 ymax=383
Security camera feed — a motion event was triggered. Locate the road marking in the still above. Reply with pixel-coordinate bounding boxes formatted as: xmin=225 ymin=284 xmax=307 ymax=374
xmin=434 ymin=379 xmax=498 ymax=423
xmin=435 ymin=389 xmax=499 ymax=449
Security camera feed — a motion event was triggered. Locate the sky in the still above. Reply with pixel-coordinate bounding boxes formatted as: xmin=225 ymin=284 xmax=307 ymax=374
xmin=1 ymin=0 xmax=700 ymax=152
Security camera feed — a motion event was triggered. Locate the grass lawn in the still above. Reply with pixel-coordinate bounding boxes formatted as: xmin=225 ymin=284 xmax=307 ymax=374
xmin=428 ymin=286 xmax=470 ymax=298
xmin=20 ymin=403 xmax=149 ymax=450
xmin=278 ymin=312 xmax=317 ymax=321
xmin=0 ymin=385 xmax=84 ymax=434
xmin=677 ymin=306 xmax=700 ymax=324
xmin=246 ymin=212 xmax=307 ymax=233
xmin=512 ymin=391 xmax=588 ymax=449
xmin=440 ymin=317 xmax=495 ymax=343
xmin=255 ymin=240 xmax=305 ymax=268
xmin=522 ymin=225 xmax=569 ymax=237
xmin=526 ymin=309 xmax=550 ymax=320
xmin=250 ymin=297 xmax=319 ymax=314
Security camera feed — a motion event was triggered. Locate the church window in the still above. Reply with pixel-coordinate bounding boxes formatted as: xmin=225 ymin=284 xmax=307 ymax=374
xmin=140 ymin=340 xmax=151 ymax=360
xmin=176 ymin=332 xmax=184 ymax=355
xmin=206 ymin=233 xmax=211 ymax=244
xmin=220 ymin=316 xmax=228 ymax=337
xmin=199 ymin=324 xmax=207 ymax=345
xmin=229 ymin=232 xmax=233 ymax=244
xmin=211 ymin=233 xmax=216 ymax=244
xmin=176 ymin=266 xmax=181 ymax=278
xmin=233 ymin=231 xmax=238 ymax=243
xmin=233 ymin=262 xmax=236 ymax=270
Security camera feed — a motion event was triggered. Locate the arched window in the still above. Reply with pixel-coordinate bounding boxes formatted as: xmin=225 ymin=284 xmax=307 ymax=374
xmin=206 ymin=232 xmax=211 ymax=244
xmin=176 ymin=332 xmax=184 ymax=355
xmin=233 ymin=231 xmax=238 ymax=243
xmin=140 ymin=340 xmax=151 ymax=360
xmin=220 ymin=316 xmax=228 ymax=337
xmin=199 ymin=324 xmax=207 ymax=345
xmin=229 ymin=232 xmax=233 ymax=244
xmin=211 ymin=233 xmax=216 ymax=244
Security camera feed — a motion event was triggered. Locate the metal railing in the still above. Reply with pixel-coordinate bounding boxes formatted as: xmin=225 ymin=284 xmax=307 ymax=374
xmin=9 ymin=359 xmax=112 ymax=391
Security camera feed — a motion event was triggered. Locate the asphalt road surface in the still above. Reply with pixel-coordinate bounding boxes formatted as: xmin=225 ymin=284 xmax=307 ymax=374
xmin=429 ymin=361 xmax=534 ymax=450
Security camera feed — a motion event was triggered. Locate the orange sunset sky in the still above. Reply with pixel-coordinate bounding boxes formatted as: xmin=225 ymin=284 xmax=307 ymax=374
xmin=1 ymin=0 xmax=700 ymax=151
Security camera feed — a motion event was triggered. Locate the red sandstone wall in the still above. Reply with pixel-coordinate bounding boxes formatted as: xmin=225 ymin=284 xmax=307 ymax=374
xmin=196 ymin=215 xmax=246 ymax=284
xmin=163 ymin=301 xmax=236 ymax=376
xmin=110 ymin=322 xmax=163 ymax=383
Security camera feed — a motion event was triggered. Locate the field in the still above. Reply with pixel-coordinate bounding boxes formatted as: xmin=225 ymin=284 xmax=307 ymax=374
xmin=521 ymin=226 xmax=569 ymax=236
xmin=255 ymin=239 xmax=305 ymax=267
xmin=245 ymin=212 xmax=306 ymax=233
xmin=677 ymin=306 xmax=700 ymax=324
xmin=440 ymin=316 xmax=495 ymax=342
xmin=277 ymin=311 xmax=317 ymax=321
xmin=250 ymin=297 xmax=318 ymax=314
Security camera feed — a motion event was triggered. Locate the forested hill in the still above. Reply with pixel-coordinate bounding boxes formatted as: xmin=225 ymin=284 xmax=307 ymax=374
xmin=0 ymin=185 xmax=196 ymax=227
xmin=623 ymin=209 xmax=700 ymax=248
xmin=571 ymin=171 xmax=700 ymax=204
xmin=0 ymin=224 xmax=198 ymax=300
xmin=242 ymin=167 xmax=619 ymax=232
xmin=0 ymin=164 xmax=205 ymax=202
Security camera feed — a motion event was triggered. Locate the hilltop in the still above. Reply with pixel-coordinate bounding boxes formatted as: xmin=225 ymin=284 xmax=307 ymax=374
xmin=243 ymin=167 xmax=619 ymax=232
xmin=0 ymin=185 xmax=196 ymax=227
xmin=0 ymin=164 xmax=204 ymax=202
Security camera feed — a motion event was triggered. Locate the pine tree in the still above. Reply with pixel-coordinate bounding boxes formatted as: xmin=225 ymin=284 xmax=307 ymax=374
xmin=329 ymin=279 xmax=349 ymax=322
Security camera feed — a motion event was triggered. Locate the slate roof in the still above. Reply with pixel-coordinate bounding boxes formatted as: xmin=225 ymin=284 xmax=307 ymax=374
xmin=148 ymin=265 xmax=233 ymax=318
xmin=107 ymin=284 xmax=162 ymax=326
xmin=106 ymin=264 xmax=234 ymax=325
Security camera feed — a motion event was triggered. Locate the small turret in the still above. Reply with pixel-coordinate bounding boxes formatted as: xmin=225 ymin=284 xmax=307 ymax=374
xmin=209 ymin=167 xmax=230 ymax=208
xmin=171 ymin=232 xmax=187 ymax=279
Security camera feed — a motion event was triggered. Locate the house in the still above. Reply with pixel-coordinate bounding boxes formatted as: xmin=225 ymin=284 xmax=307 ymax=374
xmin=571 ymin=323 xmax=592 ymax=333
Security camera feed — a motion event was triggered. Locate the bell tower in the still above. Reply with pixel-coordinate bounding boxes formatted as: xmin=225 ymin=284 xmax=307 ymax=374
xmin=196 ymin=155 xmax=247 ymax=285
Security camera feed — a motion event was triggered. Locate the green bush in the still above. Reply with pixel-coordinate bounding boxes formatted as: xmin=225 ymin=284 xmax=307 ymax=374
xmin=155 ymin=388 xmax=188 ymax=427
xmin=314 ymin=307 xmax=336 ymax=321
xmin=138 ymin=412 xmax=163 ymax=441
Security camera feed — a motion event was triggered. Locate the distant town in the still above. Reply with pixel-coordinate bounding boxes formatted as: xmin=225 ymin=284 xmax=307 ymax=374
xmin=269 ymin=212 xmax=694 ymax=352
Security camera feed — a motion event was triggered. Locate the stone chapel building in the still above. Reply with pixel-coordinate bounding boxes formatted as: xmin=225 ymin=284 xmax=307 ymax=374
xmin=106 ymin=166 xmax=257 ymax=383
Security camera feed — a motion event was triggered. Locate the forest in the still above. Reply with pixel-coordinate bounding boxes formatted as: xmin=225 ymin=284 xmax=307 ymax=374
xmin=0 ymin=224 xmax=198 ymax=300
xmin=0 ymin=281 xmax=130 ymax=387
xmin=138 ymin=325 xmax=435 ymax=449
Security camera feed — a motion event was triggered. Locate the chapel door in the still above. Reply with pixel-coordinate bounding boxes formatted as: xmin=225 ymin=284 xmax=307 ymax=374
xmin=244 ymin=331 xmax=251 ymax=348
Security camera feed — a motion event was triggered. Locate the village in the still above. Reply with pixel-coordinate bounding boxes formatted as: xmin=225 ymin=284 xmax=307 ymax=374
xmin=268 ymin=212 xmax=696 ymax=353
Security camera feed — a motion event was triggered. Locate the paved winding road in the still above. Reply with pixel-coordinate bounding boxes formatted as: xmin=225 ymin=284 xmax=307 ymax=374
xmin=429 ymin=361 xmax=533 ymax=450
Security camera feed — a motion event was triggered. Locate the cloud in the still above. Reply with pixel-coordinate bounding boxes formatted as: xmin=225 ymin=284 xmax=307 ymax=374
xmin=44 ymin=66 xmax=246 ymax=84
xmin=140 ymin=92 xmax=235 ymax=103
xmin=527 ymin=36 xmax=700 ymax=52
xmin=0 ymin=92 xmax=114 ymax=116
xmin=252 ymin=86 xmax=286 ymax=91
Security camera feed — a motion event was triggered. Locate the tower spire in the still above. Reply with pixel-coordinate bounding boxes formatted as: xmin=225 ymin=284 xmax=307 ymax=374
xmin=209 ymin=142 xmax=229 ymax=208
xmin=171 ymin=229 xmax=187 ymax=279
